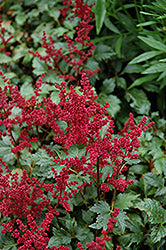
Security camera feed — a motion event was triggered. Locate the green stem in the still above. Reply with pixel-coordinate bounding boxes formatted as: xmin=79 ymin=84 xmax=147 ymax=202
xmin=96 ymin=157 xmax=100 ymax=201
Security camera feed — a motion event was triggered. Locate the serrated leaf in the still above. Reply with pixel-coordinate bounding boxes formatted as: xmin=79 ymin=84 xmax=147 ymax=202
xmin=82 ymin=210 xmax=94 ymax=224
xmin=89 ymin=213 xmax=110 ymax=230
xmin=48 ymin=228 xmax=71 ymax=247
xmin=154 ymin=158 xmax=164 ymax=174
xmin=114 ymin=193 xmax=140 ymax=209
xmin=76 ymin=227 xmax=94 ymax=244
xmin=155 ymin=187 xmax=166 ymax=197
xmin=135 ymin=199 xmax=166 ymax=224
xmin=129 ymin=51 xmax=163 ymax=64
xmin=114 ymin=210 xmax=129 ymax=234
xmin=95 ymin=0 xmax=106 ymax=35
xmin=138 ymin=36 xmax=166 ymax=51
xmin=50 ymin=91 xmax=60 ymax=104
xmin=90 ymin=201 xmax=110 ymax=214
xmin=143 ymin=172 xmax=163 ymax=188
xmin=116 ymin=77 xmax=127 ymax=90
xmin=151 ymin=225 xmax=166 ymax=244
xmin=52 ymin=27 xmax=68 ymax=37
xmin=32 ymin=57 xmax=48 ymax=75
xmin=31 ymin=148 xmax=54 ymax=167
xmin=94 ymin=44 xmax=115 ymax=61
xmin=0 ymin=226 xmax=17 ymax=250
xmin=66 ymin=218 xmax=77 ymax=233
xmin=20 ymin=82 xmax=34 ymax=99
xmin=100 ymin=122 xmax=109 ymax=139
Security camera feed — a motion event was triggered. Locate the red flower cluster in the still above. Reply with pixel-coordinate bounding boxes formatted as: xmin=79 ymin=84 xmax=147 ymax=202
xmin=0 ymin=158 xmax=57 ymax=249
xmin=0 ymin=64 xmax=154 ymax=248
xmin=29 ymin=0 xmax=99 ymax=85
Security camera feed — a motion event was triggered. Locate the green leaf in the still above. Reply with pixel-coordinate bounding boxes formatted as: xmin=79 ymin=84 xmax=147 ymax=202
xmin=104 ymin=17 xmax=120 ymax=33
xmin=90 ymin=201 xmax=110 ymax=214
xmin=15 ymin=13 xmax=28 ymax=25
xmin=137 ymin=21 xmax=156 ymax=27
xmin=101 ymin=165 xmax=113 ymax=182
xmin=129 ymin=51 xmax=163 ymax=64
xmin=94 ymin=44 xmax=115 ymax=61
xmin=95 ymin=0 xmax=106 ymax=35
xmin=4 ymin=72 xmax=18 ymax=79
xmin=101 ymin=78 xmax=115 ymax=94
xmin=114 ymin=193 xmax=140 ymax=209
xmin=143 ymin=172 xmax=163 ymax=188
xmin=48 ymin=228 xmax=71 ymax=247
xmin=52 ymin=27 xmax=68 ymax=37
xmin=0 ymin=136 xmax=16 ymax=163
xmin=11 ymin=168 xmax=23 ymax=183
xmin=32 ymin=57 xmax=48 ymax=75
xmin=20 ymin=82 xmax=34 ymax=100
xmin=89 ymin=213 xmax=110 ymax=230
xmin=115 ymin=36 xmax=122 ymax=58
xmin=125 ymin=89 xmax=151 ymax=114
xmin=82 ymin=210 xmax=94 ymax=224
xmin=128 ymin=75 xmax=157 ymax=90
xmin=89 ymin=201 xmax=110 ymax=230
xmin=0 ymin=227 xmax=17 ymax=250
xmin=142 ymin=63 xmax=166 ymax=74
xmin=154 ymin=158 xmax=165 ymax=174
xmin=151 ymin=225 xmax=166 ymax=244
xmin=49 ymin=9 xmax=60 ymax=21
xmin=50 ymin=91 xmax=60 ymax=104
xmin=114 ymin=210 xmax=129 ymax=234
xmin=31 ymin=148 xmax=54 ymax=167
xmin=135 ymin=199 xmax=166 ymax=224
xmin=116 ymin=77 xmax=127 ymax=90
xmin=76 ymin=227 xmax=94 ymax=244
xmin=155 ymin=187 xmax=166 ymax=197
xmin=99 ymin=93 xmax=121 ymax=117
xmin=138 ymin=36 xmax=166 ymax=51
xmin=122 ymin=64 xmax=143 ymax=74
xmin=0 ymin=54 xmax=12 ymax=64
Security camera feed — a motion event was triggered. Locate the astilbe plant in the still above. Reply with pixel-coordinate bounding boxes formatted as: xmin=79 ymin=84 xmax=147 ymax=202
xmin=0 ymin=69 xmax=154 ymax=249
xmin=0 ymin=0 xmax=155 ymax=249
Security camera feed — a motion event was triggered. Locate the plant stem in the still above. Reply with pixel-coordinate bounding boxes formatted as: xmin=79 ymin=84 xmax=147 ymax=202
xmin=96 ymin=157 xmax=100 ymax=201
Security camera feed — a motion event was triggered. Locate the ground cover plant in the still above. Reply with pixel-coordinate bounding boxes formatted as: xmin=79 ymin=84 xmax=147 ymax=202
xmin=0 ymin=0 xmax=166 ymax=249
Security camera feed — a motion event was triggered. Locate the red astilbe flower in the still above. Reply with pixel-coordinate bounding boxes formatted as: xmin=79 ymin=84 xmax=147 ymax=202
xmin=29 ymin=0 xmax=99 ymax=85
xmin=0 ymin=70 xmax=154 ymax=211
xmin=0 ymin=158 xmax=57 ymax=250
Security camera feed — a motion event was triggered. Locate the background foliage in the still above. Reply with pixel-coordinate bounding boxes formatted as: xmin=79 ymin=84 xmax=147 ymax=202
xmin=0 ymin=0 xmax=166 ymax=249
